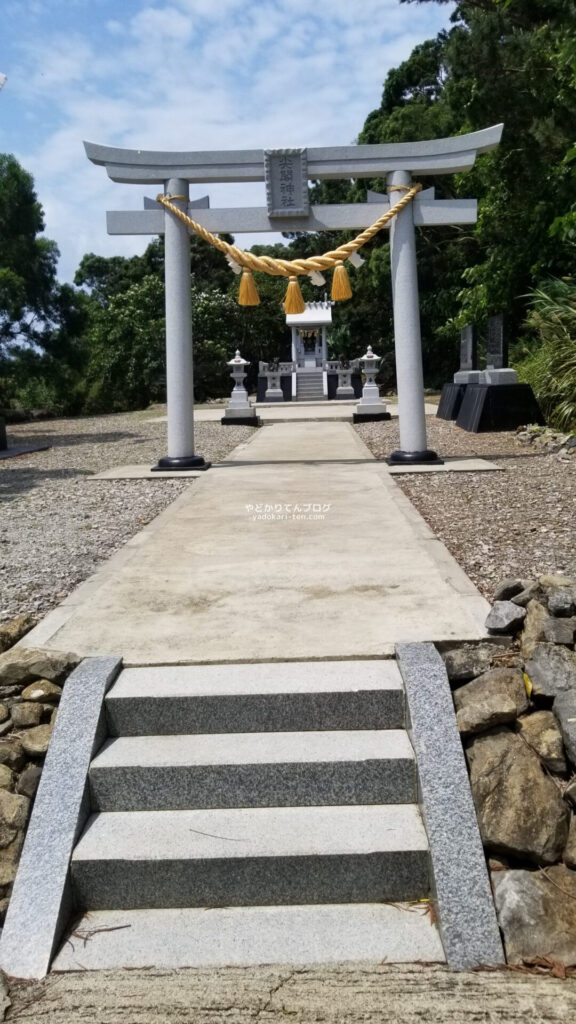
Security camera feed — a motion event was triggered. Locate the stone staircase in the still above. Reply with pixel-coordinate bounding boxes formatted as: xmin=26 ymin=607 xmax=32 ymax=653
xmin=295 ymin=370 xmax=325 ymax=401
xmin=52 ymin=660 xmax=445 ymax=970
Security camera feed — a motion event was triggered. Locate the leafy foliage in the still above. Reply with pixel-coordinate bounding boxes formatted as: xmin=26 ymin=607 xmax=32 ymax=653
xmin=516 ymin=279 xmax=576 ymax=430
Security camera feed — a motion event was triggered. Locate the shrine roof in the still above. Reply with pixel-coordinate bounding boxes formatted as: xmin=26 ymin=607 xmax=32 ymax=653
xmin=286 ymin=301 xmax=333 ymax=327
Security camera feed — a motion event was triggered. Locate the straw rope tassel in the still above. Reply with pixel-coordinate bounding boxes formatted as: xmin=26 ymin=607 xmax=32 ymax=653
xmin=331 ymin=261 xmax=352 ymax=301
xmin=283 ymin=275 xmax=306 ymax=314
xmin=238 ymin=268 xmax=260 ymax=306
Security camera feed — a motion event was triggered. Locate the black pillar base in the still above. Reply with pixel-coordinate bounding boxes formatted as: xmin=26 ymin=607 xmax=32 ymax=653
xmin=436 ymin=383 xmax=466 ymax=421
xmin=151 ymin=455 xmax=211 ymax=472
xmin=220 ymin=416 xmax=261 ymax=427
xmin=386 ymin=449 xmax=444 ymax=466
xmin=353 ymin=411 xmax=392 ymax=423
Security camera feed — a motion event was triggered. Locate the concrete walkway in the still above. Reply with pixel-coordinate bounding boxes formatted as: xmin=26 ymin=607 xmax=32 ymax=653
xmin=148 ymin=400 xmax=439 ymax=423
xmin=22 ymin=421 xmax=489 ymax=663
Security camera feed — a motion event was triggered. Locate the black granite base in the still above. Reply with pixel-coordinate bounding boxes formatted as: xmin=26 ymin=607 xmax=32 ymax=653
xmin=386 ymin=449 xmax=444 ymax=466
xmin=436 ymin=383 xmax=466 ymax=421
xmin=353 ymin=412 xmax=392 ymax=423
xmin=456 ymin=383 xmax=546 ymax=433
xmin=151 ymin=455 xmax=211 ymax=472
xmin=220 ymin=416 xmax=261 ymax=427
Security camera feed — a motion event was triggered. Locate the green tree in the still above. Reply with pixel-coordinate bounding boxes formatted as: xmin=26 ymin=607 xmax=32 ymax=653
xmin=0 ymin=154 xmax=59 ymax=353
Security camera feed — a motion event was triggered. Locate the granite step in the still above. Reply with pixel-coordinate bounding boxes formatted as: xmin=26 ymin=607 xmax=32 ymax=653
xmin=89 ymin=729 xmax=417 ymax=810
xmin=105 ymin=660 xmax=405 ymax=736
xmin=71 ymin=804 xmax=430 ymax=910
xmin=52 ymin=903 xmax=445 ymax=971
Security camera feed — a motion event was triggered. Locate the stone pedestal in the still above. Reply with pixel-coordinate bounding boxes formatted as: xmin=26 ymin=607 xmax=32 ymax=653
xmin=456 ymin=383 xmax=546 ymax=433
xmin=436 ymin=383 xmax=466 ymax=422
xmin=336 ymin=369 xmax=355 ymax=399
xmin=264 ymin=371 xmax=284 ymax=403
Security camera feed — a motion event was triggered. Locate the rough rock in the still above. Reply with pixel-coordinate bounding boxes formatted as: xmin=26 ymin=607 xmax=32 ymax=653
xmin=10 ymin=702 xmax=43 ymax=728
xmin=0 ymin=648 xmax=77 ymax=687
xmin=485 ymin=601 xmax=526 ymax=636
xmin=511 ymin=583 xmax=542 ymax=608
xmin=520 ymin=600 xmax=549 ymax=658
xmin=16 ymin=764 xmax=42 ymax=799
xmin=0 ymin=614 xmax=36 ymax=655
xmin=442 ymin=642 xmax=500 ymax=683
xmin=21 ymin=679 xmax=62 ymax=703
xmin=517 ymin=711 xmax=567 ymax=773
xmin=493 ymin=866 xmax=576 ymax=965
xmin=456 ymin=696 xmax=517 ymax=737
xmin=20 ymin=722 xmax=53 ymax=757
xmin=0 ymin=739 xmax=25 ymax=771
xmin=548 ymin=587 xmax=576 ymax=617
xmin=0 ymin=790 xmax=30 ymax=830
xmin=525 ymin=644 xmax=576 ymax=700
xmin=0 ymin=767 xmax=13 ymax=792
xmin=493 ymin=578 xmax=525 ymax=602
xmin=0 ymin=823 xmax=18 ymax=850
xmin=543 ymin=617 xmax=576 ymax=645
xmin=466 ymin=728 xmax=570 ymax=864
xmin=0 ymin=707 xmax=9 ymax=725
xmin=453 ymin=668 xmax=530 ymax=718
xmin=0 ymin=861 xmax=17 ymax=888
xmin=564 ymin=778 xmax=576 ymax=809
xmin=540 ymin=574 xmax=576 ymax=590
xmin=564 ymin=817 xmax=576 ymax=870
xmin=0 ymin=973 xmax=9 ymax=1019
xmin=552 ymin=692 xmax=576 ymax=767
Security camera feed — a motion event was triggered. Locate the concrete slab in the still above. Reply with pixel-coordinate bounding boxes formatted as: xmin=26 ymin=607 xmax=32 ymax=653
xmin=387 ymin=458 xmax=502 ymax=474
xmin=91 ymin=465 xmax=203 ymax=479
xmin=106 ymin=661 xmax=406 ymax=735
xmin=71 ymin=805 xmax=430 ymax=909
xmin=0 ymin=657 xmax=122 ymax=981
xmin=89 ymin=730 xmax=417 ymax=810
xmin=74 ymin=804 xmax=429 ymax=861
xmin=52 ymin=904 xmax=445 ymax=971
xmin=19 ymin=422 xmax=489 ymax=664
xmin=397 ymin=643 xmax=505 ymax=971
xmin=146 ymin=401 xmax=438 ymax=424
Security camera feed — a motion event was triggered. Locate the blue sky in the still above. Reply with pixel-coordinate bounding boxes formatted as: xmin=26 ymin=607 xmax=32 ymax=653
xmin=0 ymin=0 xmax=455 ymax=283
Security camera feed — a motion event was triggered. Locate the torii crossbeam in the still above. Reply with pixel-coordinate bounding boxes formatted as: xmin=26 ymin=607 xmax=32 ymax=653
xmin=85 ymin=125 xmax=503 ymax=469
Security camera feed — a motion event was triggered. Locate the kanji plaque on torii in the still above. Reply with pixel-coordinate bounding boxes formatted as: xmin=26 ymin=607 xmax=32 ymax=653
xmin=85 ymin=124 xmax=503 ymax=470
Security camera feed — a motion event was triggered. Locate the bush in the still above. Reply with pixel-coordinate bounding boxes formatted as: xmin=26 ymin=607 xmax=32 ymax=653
xmin=515 ymin=279 xmax=576 ymax=432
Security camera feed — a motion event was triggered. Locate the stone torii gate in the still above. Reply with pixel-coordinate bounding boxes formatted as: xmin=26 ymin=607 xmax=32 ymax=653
xmin=85 ymin=125 xmax=502 ymax=469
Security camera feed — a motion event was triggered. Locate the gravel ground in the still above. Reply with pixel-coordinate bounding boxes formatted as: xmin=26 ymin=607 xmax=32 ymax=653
xmin=355 ymin=418 xmax=576 ymax=599
xmin=0 ymin=410 xmax=255 ymax=624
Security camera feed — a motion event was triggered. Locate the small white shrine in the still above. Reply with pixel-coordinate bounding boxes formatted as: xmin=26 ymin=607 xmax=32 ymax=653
xmin=286 ymin=301 xmax=332 ymax=369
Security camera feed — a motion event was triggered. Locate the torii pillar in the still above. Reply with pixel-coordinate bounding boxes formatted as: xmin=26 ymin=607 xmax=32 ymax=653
xmin=85 ymin=125 xmax=503 ymax=468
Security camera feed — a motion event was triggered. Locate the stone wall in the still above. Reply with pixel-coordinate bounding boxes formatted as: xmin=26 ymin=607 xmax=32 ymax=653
xmin=441 ymin=574 xmax=576 ymax=967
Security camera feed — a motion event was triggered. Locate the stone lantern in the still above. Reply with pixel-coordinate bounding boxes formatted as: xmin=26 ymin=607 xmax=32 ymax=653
xmin=353 ymin=345 xmax=391 ymax=422
xmin=221 ymin=350 xmax=260 ymax=426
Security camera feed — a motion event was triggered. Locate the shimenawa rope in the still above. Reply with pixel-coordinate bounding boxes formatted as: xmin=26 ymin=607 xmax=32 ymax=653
xmin=156 ymin=182 xmax=422 ymax=313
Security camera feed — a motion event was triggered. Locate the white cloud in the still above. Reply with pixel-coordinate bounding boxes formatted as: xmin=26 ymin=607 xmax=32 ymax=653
xmin=1 ymin=0 xmax=456 ymax=281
